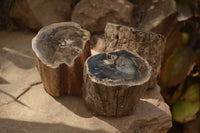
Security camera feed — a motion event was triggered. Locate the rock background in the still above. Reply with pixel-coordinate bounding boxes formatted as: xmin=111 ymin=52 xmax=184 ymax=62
xmin=0 ymin=0 xmax=179 ymax=62
xmin=72 ymin=0 xmax=133 ymax=33
xmin=0 ymin=0 xmax=176 ymax=33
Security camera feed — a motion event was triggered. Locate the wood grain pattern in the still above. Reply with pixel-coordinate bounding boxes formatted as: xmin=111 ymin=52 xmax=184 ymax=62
xmin=83 ymin=50 xmax=151 ymax=117
xmin=32 ymin=22 xmax=91 ymax=96
xmin=104 ymin=23 xmax=166 ymax=90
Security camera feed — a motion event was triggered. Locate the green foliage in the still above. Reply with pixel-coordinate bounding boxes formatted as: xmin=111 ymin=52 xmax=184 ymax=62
xmin=181 ymin=84 xmax=200 ymax=102
xmin=161 ymin=46 xmax=195 ymax=88
xmin=181 ymin=33 xmax=189 ymax=45
xmin=172 ymin=99 xmax=200 ymax=123
xmin=160 ymin=0 xmax=200 ymax=123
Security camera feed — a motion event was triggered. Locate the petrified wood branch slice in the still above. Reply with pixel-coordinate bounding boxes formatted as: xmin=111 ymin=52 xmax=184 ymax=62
xmin=83 ymin=50 xmax=151 ymax=117
xmin=104 ymin=22 xmax=166 ymax=89
xmin=32 ymin=22 xmax=91 ymax=96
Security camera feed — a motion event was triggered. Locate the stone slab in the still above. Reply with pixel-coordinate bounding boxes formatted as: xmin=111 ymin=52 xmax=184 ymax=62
xmin=0 ymin=31 xmax=41 ymax=105
xmin=0 ymin=83 xmax=172 ymax=133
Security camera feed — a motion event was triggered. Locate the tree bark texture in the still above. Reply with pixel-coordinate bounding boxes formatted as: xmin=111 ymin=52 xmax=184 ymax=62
xmin=104 ymin=23 xmax=166 ymax=90
xmin=32 ymin=22 xmax=91 ymax=96
xmin=83 ymin=50 xmax=151 ymax=117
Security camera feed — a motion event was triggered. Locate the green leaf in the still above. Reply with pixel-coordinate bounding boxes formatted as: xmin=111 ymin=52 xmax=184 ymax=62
xmin=161 ymin=47 xmax=195 ymax=87
xmin=172 ymin=99 xmax=200 ymax=123
xmin=168 ymin=82 xmax=184 ymax=105
xmin=182 ymin=83 xmax=200 ymax=102
xmin=181 ymin=33 xmax=189 ymax=45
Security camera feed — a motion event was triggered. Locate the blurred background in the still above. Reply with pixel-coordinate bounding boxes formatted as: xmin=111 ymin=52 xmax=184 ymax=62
xmin=0 ymin=0 xmax=199 ymax=133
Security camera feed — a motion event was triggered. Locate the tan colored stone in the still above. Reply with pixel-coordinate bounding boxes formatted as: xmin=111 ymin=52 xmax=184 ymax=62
xmin=90 ymin=34 xmax=105 ymax=53
xmin=0 ymin=83 xmax=172 ymax=133
xmin=72 ymin=0 xmax=134 ymax=33
xmin=0 ymin=31 xmax=41 ymax=106
xmin=9 ymin=0 xmax=72 ymax=30
xmin=9 ymin=0 xmax=42 ymax=29
xmin=131 ymin=0 xmax=176 ymax=31
xmin=27 ymin=0 xmax=72 ymax=26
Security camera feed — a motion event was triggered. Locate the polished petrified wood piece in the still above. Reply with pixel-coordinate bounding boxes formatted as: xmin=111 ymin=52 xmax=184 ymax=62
xmin=83 ymin=50 xmax=151 ymax=117
xmin=104 ymin=23 xmax=166 ymax=89
xmin=32 ymin=22 xmax=91 ymax=96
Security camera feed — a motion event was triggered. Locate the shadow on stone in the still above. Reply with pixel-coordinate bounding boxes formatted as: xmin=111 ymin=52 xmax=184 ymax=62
xmin=97 ymin=100 xmax=171 ymax=133
xmin=0 ymin=46 xmax=35 ymax=69
xmin=139 ymin=85 xmax=164 ymax=100
xmin=54 ymin=96 xmax=93 ymax=118
xmin=0 ymin=118 xmax=105 ymax=133
xmin=0 ymin=76 xmax=10 ymax=84
xmin=0 ymin=89 xmax=31 ymax=108
xmin=94 ymin=86 xmax=172 ymax=133
xmin=53 ymin=86 xmax=171 ymax=132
